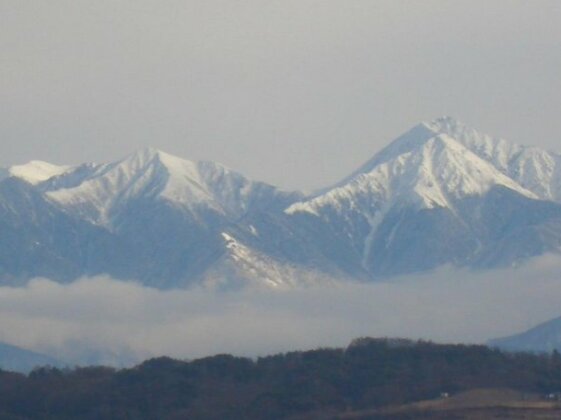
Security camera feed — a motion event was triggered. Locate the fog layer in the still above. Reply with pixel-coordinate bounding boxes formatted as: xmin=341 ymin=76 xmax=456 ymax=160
xmin=0 ymin=254 xmax=559 ymax=366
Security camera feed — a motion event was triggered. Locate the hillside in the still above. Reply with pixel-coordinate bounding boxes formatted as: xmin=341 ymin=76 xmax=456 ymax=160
xmin=0 ymin=339 xmax=561 ymax=419
xmin=335 ymin=388 xmax=561 ymax=419
xmin=490 ymin=316 xmax=561 ymax=354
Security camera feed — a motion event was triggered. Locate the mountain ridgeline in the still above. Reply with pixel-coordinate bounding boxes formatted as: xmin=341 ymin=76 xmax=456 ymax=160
xmin=2 ymin=117 xmax=561 ymax=289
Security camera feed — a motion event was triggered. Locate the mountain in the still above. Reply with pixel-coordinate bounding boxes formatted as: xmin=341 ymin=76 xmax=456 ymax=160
xmin=489 ymin=316 xmax=561 ymax=353
xmin=0 ymin=160 xmax=71 ymax=185
xmin=426 ymin=117 xmax=561 ymax=202
xmin=41 ymin=148 xmax=300 ymax=227
xmin=0 ymin=149 xmax=309 ymax=288
xmin=285 ymin=117 xmax=561 ymax=278
xmin=0 ymin=177 xmax=122 ymax=284
xmin=0 ymin=117 xmax=561 ymax=288
xmin=0 ymin=341 xmax=60 ymax=373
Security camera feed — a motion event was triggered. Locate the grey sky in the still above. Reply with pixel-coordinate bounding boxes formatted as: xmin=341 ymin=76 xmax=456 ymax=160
xmin=2 ymin=1 xmax=560 ymax=190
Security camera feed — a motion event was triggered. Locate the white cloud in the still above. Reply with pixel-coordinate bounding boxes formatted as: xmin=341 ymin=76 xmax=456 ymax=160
xmin=1 ymin=254 xmax=561 ymax=366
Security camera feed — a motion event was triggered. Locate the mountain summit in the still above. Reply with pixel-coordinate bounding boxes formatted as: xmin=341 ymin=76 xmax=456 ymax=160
xmin=41 ymin=148 xmax=299 ymax=228
xmin=285 ymin=117 xmax=561 ymax=277
xmin=426 ymin=117 xmax=561 ymax=201
xmin=288 ymin=117 xmax=536 ymax=217
xmin=0 ymin=118 xmax=560 ymax=288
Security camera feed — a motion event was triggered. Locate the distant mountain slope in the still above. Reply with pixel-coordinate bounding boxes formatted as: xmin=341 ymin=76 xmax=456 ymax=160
xmin=0 ymin=177 xmax=122 ymax=284
xmin=0 ymin=118 xmax=560 ymax=288
xmin=285 ymin=118 xmax=561 ymax=278
xmin=427 ymin=117 xmax=561 ymax=202
xmin=489 ymin=316 xmax=561 ymax=353
xmin=0 ymin=341 xmax=60 ymax=373
xmin=0 ymin=149 xmax=311 ymax=288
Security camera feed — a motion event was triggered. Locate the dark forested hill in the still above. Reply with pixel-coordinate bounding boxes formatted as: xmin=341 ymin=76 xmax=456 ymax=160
xmin=1 ymin=338 xmax=561 ymax=419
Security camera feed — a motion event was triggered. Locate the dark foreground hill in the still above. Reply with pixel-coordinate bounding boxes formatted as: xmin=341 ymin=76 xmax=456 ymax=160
xmin=332 ymin=388 xmax=561 ymax=419
xmin=2 ymin=338 xmax=561 ymax=419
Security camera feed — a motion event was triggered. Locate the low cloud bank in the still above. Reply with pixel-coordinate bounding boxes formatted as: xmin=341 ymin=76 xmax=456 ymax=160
xmin=1 ymin=254 xmax=561 ymax=366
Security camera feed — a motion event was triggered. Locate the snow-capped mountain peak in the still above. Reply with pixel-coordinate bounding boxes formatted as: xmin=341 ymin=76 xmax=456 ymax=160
xmin=283 ymin=118 xmax=561 ymax=279
xmin=40 ymin=148 xmax=299 ymax=227
xmin=424 ymin=116 xmax=522 ymax=170
xmin=0 ymin=119 xmax=560 ymax=288
xmin=1 ymin=160 xmax=71 ymax=185
xmin=287 ymin=121 xmax=536 ymax=217
xmin=422 ymin=117 xmax=561 ymax=202
xmin=42 ymin=149 xmax=227 ymax=225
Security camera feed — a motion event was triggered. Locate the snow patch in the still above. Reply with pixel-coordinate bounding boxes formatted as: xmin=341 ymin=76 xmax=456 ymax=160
xmin=8 ymin=161 xmax=71 ymax=185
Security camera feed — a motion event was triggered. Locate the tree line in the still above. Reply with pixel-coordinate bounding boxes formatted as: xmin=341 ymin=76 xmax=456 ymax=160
xmin=1 ymin=338 xmax=561 ymax=419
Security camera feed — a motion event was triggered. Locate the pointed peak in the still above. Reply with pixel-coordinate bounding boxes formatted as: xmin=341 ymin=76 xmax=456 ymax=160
xmin=120 ymin=148 xmax=190 ymax=172
xmin=382 ymin=116 xmax=469 ymax=152
xmin=364 ymin=121 xmax=440 ymax=161
xmin=419 ymin=117 xmax=525 ymax=160
xmin=426 ymin=115 xmax=465 ymax=127
xmin=329 ymin=116 xmax=521 ymax=194
xmin=422 ymin=116 xmax=475 ymax=135
xmin=129 ymin=147 xmax=168 ymax=161
xmin=122 ymin=149 xmax=248 ymax=184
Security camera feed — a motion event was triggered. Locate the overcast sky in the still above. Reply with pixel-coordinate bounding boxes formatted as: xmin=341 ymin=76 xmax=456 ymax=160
xmin=2 ymin=1 xmax=560 ymax=190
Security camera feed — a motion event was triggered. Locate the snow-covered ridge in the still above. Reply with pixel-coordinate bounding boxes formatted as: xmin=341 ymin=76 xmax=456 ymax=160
xmin=31 ymin=148 xmax=298 ymax=227
xmin=427 ymin=116 xmax=561 ymax=201
xmin=2 ymin=119 xmax=559 ymax=226
xmin=200 ymin=232 xmax=337 ymax=290
xmin=283 ymin=117 xmax=561 ymax=277
xmin=0 ymin=119 xmax=560 ymax=288
xmin=0 ymin=161 xmax=71 ymax=185
xmin=286 ymin=118 xmax=539 ymax=217
xmin=43 ymin=147 xmax=224 ymax=225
